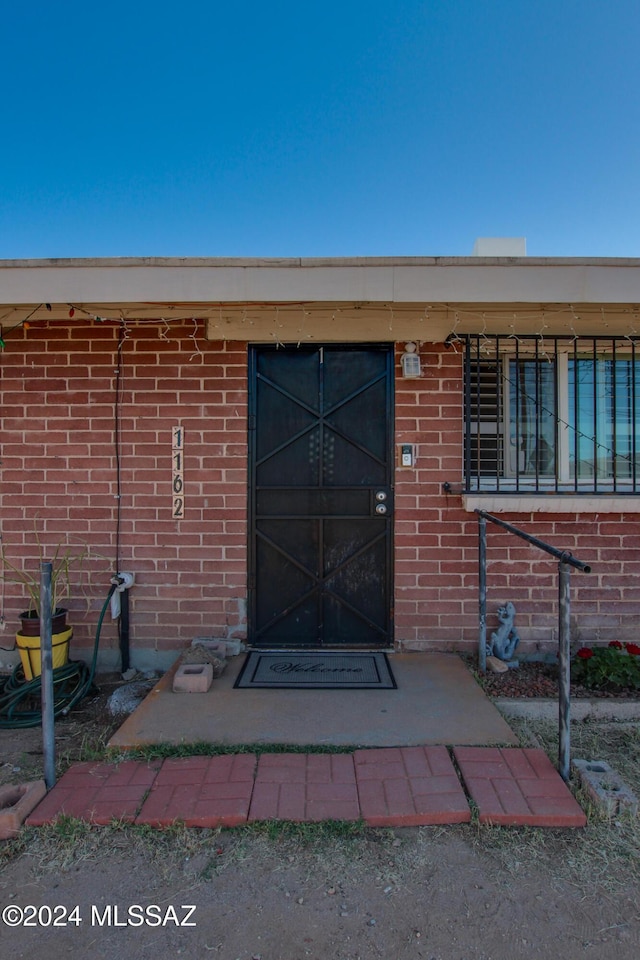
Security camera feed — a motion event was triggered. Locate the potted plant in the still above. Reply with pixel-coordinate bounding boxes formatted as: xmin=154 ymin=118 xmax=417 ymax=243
xmin=0 ymin=537 xmax=88 ymax=679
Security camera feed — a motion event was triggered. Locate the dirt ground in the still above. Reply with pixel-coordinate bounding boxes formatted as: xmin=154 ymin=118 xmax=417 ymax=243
xmin=1 ymin=812 xmax=639 ymax=960
xmin=1 ymin=673 xmax=639 ymax=960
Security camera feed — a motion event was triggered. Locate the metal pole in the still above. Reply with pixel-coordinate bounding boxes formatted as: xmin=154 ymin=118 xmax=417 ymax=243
xmin=478 ymin=513 xmax=487 ymax=674
xmin=119 ymin=586 xmax=130 ymax=674
xmin=558 ymin=561 xmax=571 ymax=783
xmin=40 ymin=561 xmax=56 ymax=789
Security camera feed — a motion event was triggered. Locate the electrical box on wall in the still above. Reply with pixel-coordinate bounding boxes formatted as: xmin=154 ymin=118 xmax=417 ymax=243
xmin=398 ymin=443 xmax=416 ymax=469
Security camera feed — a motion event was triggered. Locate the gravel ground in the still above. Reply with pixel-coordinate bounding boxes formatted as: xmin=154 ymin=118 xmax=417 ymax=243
xmin=470 ymin=658 xmax=640 ymax=700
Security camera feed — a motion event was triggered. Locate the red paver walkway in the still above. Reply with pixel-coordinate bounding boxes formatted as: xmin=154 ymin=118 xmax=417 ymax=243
xmin=453 ymin=746 xmax=587 ymax=827
xmin=354 ymin=746 xmax=471 ymax=826
xmin=24 ymin=746 xmax=587 ymax=830
xmin=249 ymin=753 xmax=360 ymax=822
xmin=25 ymin=760 xmax=161 ymax=826
xmin=136 ymin=754 xmax=256 ymax=827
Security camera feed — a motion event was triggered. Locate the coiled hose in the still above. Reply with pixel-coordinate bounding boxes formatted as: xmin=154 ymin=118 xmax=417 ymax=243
xmin=0 ymin=582 xmax=117 ymax=729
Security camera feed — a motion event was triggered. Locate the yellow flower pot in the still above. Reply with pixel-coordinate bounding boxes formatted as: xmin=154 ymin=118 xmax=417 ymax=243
xmin=16 ymin=627 xmax=73 ymax=681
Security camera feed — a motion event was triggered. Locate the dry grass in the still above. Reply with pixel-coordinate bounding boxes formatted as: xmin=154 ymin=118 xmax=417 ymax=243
xmin=2 ymin=697 xmax=639 ymax=901
xmin=462 ymin=717 xmax=640 ymax=894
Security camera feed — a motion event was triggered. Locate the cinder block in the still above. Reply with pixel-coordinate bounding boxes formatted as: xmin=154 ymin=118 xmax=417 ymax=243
xmin=221 ymin=640 xmax=246 ymax=656
xmin=0 ymin=780 xmax=47 ymax=839
xmin=172 ymin=662 xmax=213 ymax=693
xmin=191 ymin=638 xmax=245 ymax=657
xmin=573 ymin=759 xmax=638 ymax=818
xmin=191 ymin=638 xmax=227 ymax=657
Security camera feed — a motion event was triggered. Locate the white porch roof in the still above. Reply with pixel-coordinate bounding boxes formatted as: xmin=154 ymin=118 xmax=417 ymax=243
xmin=2 ymin=256 xmax=640 ymax=340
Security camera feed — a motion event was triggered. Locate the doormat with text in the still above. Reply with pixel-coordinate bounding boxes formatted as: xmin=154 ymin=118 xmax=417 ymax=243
xmin=234 ymin=651 xmax=397 ymax=690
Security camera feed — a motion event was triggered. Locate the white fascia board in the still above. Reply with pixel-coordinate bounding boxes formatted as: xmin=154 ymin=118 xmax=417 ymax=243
xmin=392 ymin=263 xmax=640 ymax=303
xmin=1 ymin=257 xmax=640 ymax=305
xmin=0 ymin=263 xmax=391 ymax=304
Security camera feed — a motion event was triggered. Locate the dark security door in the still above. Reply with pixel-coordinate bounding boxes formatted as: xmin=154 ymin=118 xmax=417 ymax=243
xmin=249 ymin=344 xmax=394 ymax=648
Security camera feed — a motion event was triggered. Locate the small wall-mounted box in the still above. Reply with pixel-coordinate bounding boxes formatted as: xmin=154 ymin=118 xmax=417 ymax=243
xmin=397 ymin=444 xmax=416 ymax=469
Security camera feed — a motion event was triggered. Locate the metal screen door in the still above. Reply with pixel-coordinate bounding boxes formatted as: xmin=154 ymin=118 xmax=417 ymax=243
xmin=249 ymin=344 xmax=394 ymax=648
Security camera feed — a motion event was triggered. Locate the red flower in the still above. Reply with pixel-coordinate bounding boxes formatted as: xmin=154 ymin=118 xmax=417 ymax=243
xmin=577 ymin=647 xmax=594 ymax=659
xmin=608 ymin=640 xmax=623 ymax=649
xmin=625 ymin=642 xmax=640 ymax=656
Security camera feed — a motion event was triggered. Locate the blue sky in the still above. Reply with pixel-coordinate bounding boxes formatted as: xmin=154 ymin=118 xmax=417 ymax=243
xmin=2 ymin=1 xmax=639 ymax=258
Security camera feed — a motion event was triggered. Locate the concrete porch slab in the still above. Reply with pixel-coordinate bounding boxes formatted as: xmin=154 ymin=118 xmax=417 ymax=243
xmin=108 ymin=653 xmax=518 ymax=750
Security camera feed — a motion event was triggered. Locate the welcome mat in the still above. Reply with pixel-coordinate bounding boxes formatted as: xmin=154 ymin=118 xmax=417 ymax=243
xmin=234 ymin=651 xmax=397 ymax=690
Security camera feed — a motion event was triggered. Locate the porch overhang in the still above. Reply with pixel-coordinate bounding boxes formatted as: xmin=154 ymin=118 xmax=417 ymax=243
xmin=2 ymin=255 xmax=640 ymax=341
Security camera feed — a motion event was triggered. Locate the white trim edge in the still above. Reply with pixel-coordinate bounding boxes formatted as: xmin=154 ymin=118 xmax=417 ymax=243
xmin=462 ymin=494 xmax=640 ymax=514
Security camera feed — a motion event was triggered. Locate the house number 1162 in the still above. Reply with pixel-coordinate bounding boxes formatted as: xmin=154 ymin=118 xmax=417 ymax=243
xmin=172 ymin=426 xmax=185 ymax=518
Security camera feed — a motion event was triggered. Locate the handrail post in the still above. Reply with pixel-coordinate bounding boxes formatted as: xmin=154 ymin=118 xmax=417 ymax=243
xmin=40 ymin=561 xmax=56 ymax=790
xmin=478 ymin=513 xmax=487 ymax=674
xmin=475 ymin=509 xmax=587 ymax=783
xmin=558 ymin=560 xmax=572 ymax=782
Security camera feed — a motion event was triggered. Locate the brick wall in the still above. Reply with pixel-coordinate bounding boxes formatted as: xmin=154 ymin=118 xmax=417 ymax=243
xmin=394 ymin=342 xmax=478 ymax=649
xmin=393 ymin=343 xmax=640 ymax=653
xmin=1 ymin=324 xmax=637 ymax=669
xmin=0 ymin=319 xmax=248 ymax=669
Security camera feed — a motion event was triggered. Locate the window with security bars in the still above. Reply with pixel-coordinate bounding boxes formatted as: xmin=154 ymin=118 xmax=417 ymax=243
xmin=464 ymin=335 xmax=640 ymax=493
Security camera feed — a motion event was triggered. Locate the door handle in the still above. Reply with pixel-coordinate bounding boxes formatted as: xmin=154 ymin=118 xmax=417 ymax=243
xmin=372 ymin=490 xmax=392 ymax=516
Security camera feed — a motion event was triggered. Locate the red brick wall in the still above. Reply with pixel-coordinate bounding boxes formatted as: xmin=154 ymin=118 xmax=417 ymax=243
xmin=1 ymin=326 xmax=637 ymax=668
xmin=394 ymin=342 xmax=477 ymax=649
xmin=0 ymin=319 xmax=248 ymax=667
xmin=392 ymin=343 xmax=640 ymax=653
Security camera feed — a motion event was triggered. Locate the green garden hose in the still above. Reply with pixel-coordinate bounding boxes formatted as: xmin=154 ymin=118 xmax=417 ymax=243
xmin=0 ymin=582 xmax=117 ymax=729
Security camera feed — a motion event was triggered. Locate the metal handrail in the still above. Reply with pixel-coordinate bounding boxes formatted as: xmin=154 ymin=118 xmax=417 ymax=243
xmin=476 ymin=509 xmax=592 ymax=782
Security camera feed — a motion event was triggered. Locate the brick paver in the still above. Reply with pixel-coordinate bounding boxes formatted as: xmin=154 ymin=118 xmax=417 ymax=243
xmin=453 ymin=747 xmax=587 ymax=827
xmin=248 ymin=753 xmax=360 ymax=821
xmin=354 ymin=746 xmax=471 ymax=826
xmin=26 ymin=761 xmax=161 ymax=826
xmin=19 ymin=746 xmax=587 ymax=833
xmin=135 ymin=754 xmax=257 ymax=827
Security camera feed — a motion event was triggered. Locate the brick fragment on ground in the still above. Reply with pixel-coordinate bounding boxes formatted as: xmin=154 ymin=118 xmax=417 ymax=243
xmin=0 ymin=780 xmax=47 ymax=838
xmin=172 ymin=662 xmax=214 ymax=692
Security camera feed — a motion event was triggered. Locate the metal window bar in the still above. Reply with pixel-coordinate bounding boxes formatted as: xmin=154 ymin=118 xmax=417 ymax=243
xmin=534 ymin=335 xmax=541 ymax=489
xmin=593 ymin=338 xmax=598 ymax=494
xmin=553 ymin=340 xmax=561 ymax=490
xmin=634 ymin=339 xmax=638 ymax=489
xmin=514 ymin=338 xmax=520 ymax=492
xmin=495 ymin=338 xmax=502 ymax=492
xmin=463 ymin=335 xmax=640 ymax=495
xmin=612 ymin=338 xmax=618 ymax=491
xmin=477 ymin=509 xmax=591 ymax=782
xmin=464 ymin=337 xmax=472 ymax=487
xmin=573 ymin=336 xmax=579 ymax=492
